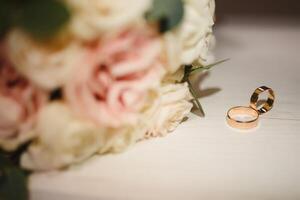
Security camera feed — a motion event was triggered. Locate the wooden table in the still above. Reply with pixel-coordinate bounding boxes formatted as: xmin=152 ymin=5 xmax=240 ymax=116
xmin=30 ymin=18 xmax=300 ymax=200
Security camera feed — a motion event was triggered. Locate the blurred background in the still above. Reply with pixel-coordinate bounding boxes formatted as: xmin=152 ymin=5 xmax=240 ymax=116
xmin=208 ymin=0 xmax=299 ymax=99
xmin=212 ymin=0 xmax=300 ymax=61
xmin=216 ymin=0 xmax=300 ymax=17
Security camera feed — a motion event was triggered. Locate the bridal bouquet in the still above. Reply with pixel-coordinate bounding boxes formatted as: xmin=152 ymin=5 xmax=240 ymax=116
xmin=0 ymin=0 xmax=215 ymax=175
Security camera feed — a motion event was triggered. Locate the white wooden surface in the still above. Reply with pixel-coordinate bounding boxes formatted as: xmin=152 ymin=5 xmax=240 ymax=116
xmin=30 ymin=18 xmax=300 ymax=200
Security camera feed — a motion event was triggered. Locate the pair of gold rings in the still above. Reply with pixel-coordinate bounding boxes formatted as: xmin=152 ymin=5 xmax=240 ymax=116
xmin=226 ymin=86 xmax=275 ymax=130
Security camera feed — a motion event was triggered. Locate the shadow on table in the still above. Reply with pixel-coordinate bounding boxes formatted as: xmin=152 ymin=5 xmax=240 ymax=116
xmin=190 ymin=72 xmax=221 ymax=116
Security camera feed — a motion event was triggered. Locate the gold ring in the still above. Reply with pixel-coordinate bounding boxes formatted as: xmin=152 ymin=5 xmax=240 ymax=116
xmin=250 ymin=86 xmax=275 ymax=114
xmin=226 ymin=86 xmax=275 ymax=130
xmin=226 ymin=106 xmax=259 ymax=130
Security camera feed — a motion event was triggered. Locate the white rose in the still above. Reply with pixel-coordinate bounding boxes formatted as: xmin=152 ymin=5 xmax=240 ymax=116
xmin=145 ymin=83 xmax=193 ymax=138
xmin=65 ymin=0 xmax=152 ymax=40
xmin=180 ymin=0 xmax=215 ymax=64
xmin=163 ymin=0 xmax=215 ymax=72
xmin=98 ymin=126 xmax=145 ymax=154
xmin=162 ymin=33 xmax=182 ymax=73
xmin=21 ymin=102 xmax=106 ymax=171
xmin=20 ymin=102 xmax=151 ymax=170
xmin=162 ymin=67 xmax=185 ymax=84
xmin=6 ymin=30 xmax=86 ymax=90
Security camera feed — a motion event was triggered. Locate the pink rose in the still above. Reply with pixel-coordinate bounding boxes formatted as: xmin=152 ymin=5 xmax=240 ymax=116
xmin=65 ymin=28 xmax=165 ymax=127
xmin=0 ymin=47 xmax=46 ymax=151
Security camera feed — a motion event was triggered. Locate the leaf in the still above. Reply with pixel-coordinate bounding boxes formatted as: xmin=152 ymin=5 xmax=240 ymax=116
xmin=0 ymin=154 xmax=28 ymax=200
xmin=187 ymin=79 xmax=205 ymax=117
xmin=0 ymin=0 xmax=11 ymax=36
xmin=181 ymin=64 xmax=193 ymax=83
xmin=146 ymin=0 xmax=184 ymax=32
xmin=190 ymin=58 xmax=230 ymax=74
xmin=16 ymin=0 xmax=70 ymax=39
xmin=181 ymin=59 xmax=229 ymax=117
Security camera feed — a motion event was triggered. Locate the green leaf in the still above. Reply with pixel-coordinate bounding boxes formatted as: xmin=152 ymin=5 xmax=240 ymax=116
xmin=180 ymin=59 xmax=229 ymax=117
xmin=181 ymin=65 xmax=192 ymax=83
xmin=16 ymin=0 xmax=70 ymax=39
xmin=0 ymin=154 xmax=28 ymax=200
xmin=146 ymin=0 xmax=184 ymax=32
xmin=190 ymin=58 xmax=230 ymax=74
xmin=0 ymin=0 xmax=11 ymax=36
xmin=0 ymin=157 xmax=28 ymax=200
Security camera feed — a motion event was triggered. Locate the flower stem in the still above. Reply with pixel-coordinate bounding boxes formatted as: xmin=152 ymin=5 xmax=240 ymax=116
xmin=187 ymin=78 xmax=205 ymax=117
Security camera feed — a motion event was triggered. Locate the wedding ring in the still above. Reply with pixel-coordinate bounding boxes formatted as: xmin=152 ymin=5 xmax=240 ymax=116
xmin=250 ymin=86 xmax=275 ymax=114
xmin=226 ymin=86 xmax=275 ymax=130
xmin=226 ymin=106 xmax=259 ymax=130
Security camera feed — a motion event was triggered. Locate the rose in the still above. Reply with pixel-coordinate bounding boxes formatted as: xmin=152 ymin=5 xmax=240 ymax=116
xmin=179 ymin=0 xmax=215 ymax=64
xmin=65 ymin=0 xmax=152 ymax=41
xmin=98 ymin=124 xmax=148 ymax=154
xmin=21 ymin=102 xmax=149 ymax=170
xmin=0 ymin=50 xmax=46 ymax=151
xmin=21 ymin=102 xmax=106 ymax=170
xmin=99 ymin=88 xmax=161 ymax=151
xmin=163 ymin=0 xmax=215 ymax=72
xmin=65 ymin=27 xmax=165 ymax=128
xmin=6 ymin=29 xmax=86 ymax=90
xmin=145 ymin=83 xmax=193 ymax=138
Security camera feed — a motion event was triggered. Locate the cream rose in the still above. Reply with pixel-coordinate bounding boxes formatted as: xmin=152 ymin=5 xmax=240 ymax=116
xmin=98 ymin=124 xmax=147 ymax=154
xmin=163 ymin=0 xmax=215 ymax=72
xmin=0 ymin=52 xmax=46 ymax=151
xmin=6 ymin=29 xmax=86 ymax=90
xmin=65 ymin=0 xmax=152 ymax=40
xmin=21 ymin=102 xmax=106 ymax=171
xmin=65 ymin=27 xmax=165 ymax=128
xmin=145 ymin=83 xmax=193 ymax=138
xmin=21 ymin=102 xmax=151 ymax=170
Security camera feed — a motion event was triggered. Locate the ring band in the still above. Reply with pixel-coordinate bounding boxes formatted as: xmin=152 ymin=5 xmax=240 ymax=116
xmin=226 ymin=106 xmax=259 ymax=130
xmin=226 ymin=86 xmax=275 ymax=130
xmin=250 ymin=86 xmax=275 ymax=114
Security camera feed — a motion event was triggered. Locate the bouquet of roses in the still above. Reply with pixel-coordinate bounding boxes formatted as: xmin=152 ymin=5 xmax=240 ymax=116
xmin=0 ymin=0 xmax=215 ymax=174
